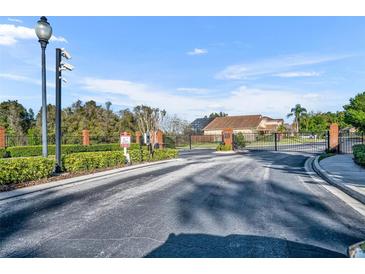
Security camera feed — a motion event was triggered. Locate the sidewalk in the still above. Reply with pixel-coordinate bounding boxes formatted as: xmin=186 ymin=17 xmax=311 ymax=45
xmin=315 ymin=154 xmax=365 ymax=204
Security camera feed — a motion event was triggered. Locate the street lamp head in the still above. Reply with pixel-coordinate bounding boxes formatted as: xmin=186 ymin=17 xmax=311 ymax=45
xmin=35 ymin=16 xmax=52 ymax=46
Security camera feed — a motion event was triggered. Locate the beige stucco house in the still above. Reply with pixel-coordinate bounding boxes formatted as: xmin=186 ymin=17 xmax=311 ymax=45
xmin=203 ymin=115 xmax=284 ymax=135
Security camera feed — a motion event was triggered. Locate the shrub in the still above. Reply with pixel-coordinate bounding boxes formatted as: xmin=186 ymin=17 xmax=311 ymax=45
xmin=216 ymin=144 xmax=233 ymax=151
xmin=353 ymin=144 xmax=365 ymax=166
xmin=0 ymin=148 xmax=9 ymax=158
xmin=152 ymin=148 xmax=179 ymax=161
xmin=63 ymin=151 xmax=127 ymax=172
xmin=129 ymin=148 xmax=151 ymax=163
xmin=5 ymin=143 xmax=141 ymax=158
xmin=0 ymin=157 xmax=55 ymax=184
xmin=163 ymin=136 xmax=176 ymax=149
xmin=234 ymin=132 xmax=246 ymax=148
xmin=129 ymin=148 xmax=179 ymax=163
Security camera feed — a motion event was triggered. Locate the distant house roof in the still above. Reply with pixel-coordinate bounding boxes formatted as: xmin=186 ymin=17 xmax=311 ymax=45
xmin=191 ymin=117 xmax=213 ymax=132
xmin=203 ymin=115 xmax=263 ymax=131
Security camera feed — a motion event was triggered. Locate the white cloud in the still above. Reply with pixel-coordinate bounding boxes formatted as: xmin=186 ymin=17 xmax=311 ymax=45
xmin=0 ymin=72 xmax=55 ymax=88
xmin=7 ymin=18 xmax=23 ymax=23
xmin=0 ymin=24 xmax=67 ymax=46
xmin=176 ymin=87 xmax=210 ymax=95
xmin=216 ymin=53 xmax=350 ymax=80
xmin=187 ymin=48 xmax=208 ymax=55
xmin=79 ymin=76 xmax=343 ymax=121
xmin=273 ymin=71 xmax=321 ymax=78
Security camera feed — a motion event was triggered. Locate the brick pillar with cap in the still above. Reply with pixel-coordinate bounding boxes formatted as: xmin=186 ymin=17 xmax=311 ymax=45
xmin=329 ymin=123 xmax=339 ymax=152
xmin=222 ymin=128 xmax=233 ymax=149
xmin=135 ymin=131 xmax=142 ymax=144
xmin=156 ymin=129 xmax=164 ymax=149
xmin=0 ymin=127 xmax=5 ymax=148
xmin=82 ymin=129 xmax=90 ymax=146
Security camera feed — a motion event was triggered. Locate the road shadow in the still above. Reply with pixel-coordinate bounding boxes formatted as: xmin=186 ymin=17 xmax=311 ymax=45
xmin=145 ymin=233 xmax=345 ymax=258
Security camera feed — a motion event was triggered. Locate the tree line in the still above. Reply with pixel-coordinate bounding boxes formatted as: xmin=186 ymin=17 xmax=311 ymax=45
xmin=286 ymin=91 xmax=365 ymax=132
xmin=0 ymin=100 xmax=187 ymax=140
xmin=0 ymin=91 xmax=364 ymax=139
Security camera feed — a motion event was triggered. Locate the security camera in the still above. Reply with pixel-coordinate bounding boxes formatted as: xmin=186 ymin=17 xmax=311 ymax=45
xmin=61 ymin=48 xmax=71 ymax=59
xmin=60 ymin=62 xmax=74 ymax=71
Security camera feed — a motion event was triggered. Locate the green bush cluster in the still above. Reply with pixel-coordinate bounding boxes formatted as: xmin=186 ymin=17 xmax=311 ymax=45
xmin=0 ymin=148 xmax=9 ymax=158
xmin=216 ymin=144 xmax=233 ymax=151
xmin=3 ymin=143 xmax=141 ymax=158
xmin=234 ymin=132 xmax=246 ymax=148
xmin=0 ymin=147 xmax=178 ymax=185
xmin=129 ymin=148 xmax=179 ymax=163
xmin=353 ymin=144 xmax=365 ymax=167
xmin=0 ymin=157 xmax=55 ymax=184
xmin=63 ymin=151 xmax=127 ymax=172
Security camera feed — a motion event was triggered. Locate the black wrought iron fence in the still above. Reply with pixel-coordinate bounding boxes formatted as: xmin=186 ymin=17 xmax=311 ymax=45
xmin=339 ymin=131 xmax=364 ymax=154
xmin=234 ymin=132 xmax=328 ymax=153
xmin=164 ymin=134 xmax=222 ymax=149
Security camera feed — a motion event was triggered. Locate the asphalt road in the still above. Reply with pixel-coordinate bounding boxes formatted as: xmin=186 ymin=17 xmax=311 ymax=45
xmin=0 ymin=149 xmax=364 ymax=258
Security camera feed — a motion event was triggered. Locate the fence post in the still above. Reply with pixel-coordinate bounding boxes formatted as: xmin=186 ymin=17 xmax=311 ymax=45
xmin=189 ymin=134 xmax=192 ymax=150
xmin=82 ymin=129 xmax=90 ymax=146
xmin=274 ymin=133 xmax=278 ymax=151
xmin=0 ymin=127 xmax=5 ymax=148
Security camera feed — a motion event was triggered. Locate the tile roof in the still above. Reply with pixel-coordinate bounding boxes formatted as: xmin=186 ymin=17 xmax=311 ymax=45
xmin=203 ymin=115 xmax=263 ymax=130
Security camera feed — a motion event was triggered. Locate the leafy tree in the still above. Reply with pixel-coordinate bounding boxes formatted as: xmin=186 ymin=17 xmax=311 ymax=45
xmin=287 ymin=104 xmax=307 ymax=133
xmin=161 ymin=114 xmax=191 ymax=135
xmin=344 ymin=92 xmax=365 ymax=132
xmin=133 ymin=105 xmax=166 ymax=134
xmin=276 ymin=124 xmax=287 ymax=133
xmin=0 ymin=100 xmax=33 ymax=135
xmin=117 ymin=109 xmax=136 ymax=133
xmin=205 ymin=112 xmax=228 ymax=119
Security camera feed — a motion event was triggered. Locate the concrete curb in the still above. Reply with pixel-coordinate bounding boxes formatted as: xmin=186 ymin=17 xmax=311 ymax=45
xmin=312 ymin=155 xmax=365 ymax=205
xmin=0 ymin=158 xmax=181 ymax=202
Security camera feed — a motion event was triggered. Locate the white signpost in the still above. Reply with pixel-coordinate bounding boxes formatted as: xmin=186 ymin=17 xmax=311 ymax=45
xmin=120 ymin=132 xmax=131 ymax=163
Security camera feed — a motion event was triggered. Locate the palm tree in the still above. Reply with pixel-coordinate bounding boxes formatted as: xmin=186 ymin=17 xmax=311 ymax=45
xmin=287 ymin=104 xmax=307 ymax=133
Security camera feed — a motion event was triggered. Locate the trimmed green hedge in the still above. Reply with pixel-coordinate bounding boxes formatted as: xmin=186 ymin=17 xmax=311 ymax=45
xmin=353 ymin=144 xmax=365 ymax=167
xmin=4 ymin=143 xmax=141 ymax=158
xmin=216 ymin=144 xmax=233 ymax=151
xmin=0 ymin=148 xmax=179 ymax=185
xmin=0 ymin=157 xmax=55 ymax=184
xmin=152 ymin=148 xmax=179 ymax=160
xmin=63 ymin=151 xmax=127 ymax=172
xmin=129 ymin=148 xmax=179 ymax=163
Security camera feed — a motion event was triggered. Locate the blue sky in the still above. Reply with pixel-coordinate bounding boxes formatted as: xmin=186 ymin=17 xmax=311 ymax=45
xmin=1 ymin=16 xmax=365 ymax=122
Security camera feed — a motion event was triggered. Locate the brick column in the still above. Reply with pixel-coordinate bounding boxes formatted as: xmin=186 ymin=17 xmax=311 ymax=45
xmin=222 ymin=128 xmax=233 ymax=149
xmin=82 ymin=129 xmax=90 ymax=146
xmin=0 ymin=127 xmax=5 ymax=148
xmin=156 ymin=129 xmax=164 ymax=149
xmin=135 ymin=131 xmax=142 ymax=144
xmin=329 ymin=123 xmax=339 ymax=152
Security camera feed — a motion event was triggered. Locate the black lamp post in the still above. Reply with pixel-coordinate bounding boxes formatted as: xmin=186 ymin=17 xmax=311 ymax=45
xmin=35 ymin=16 xmax=52 ymax=158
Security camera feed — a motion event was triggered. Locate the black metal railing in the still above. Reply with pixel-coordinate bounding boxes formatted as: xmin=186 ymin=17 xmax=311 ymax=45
xmin=164 ymin=134 xmax=222 ymax=149
xmin=234 ymin=132 xmax=328 ymax=153
xmin=339 ymin=131 xmax=364 ymax=154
